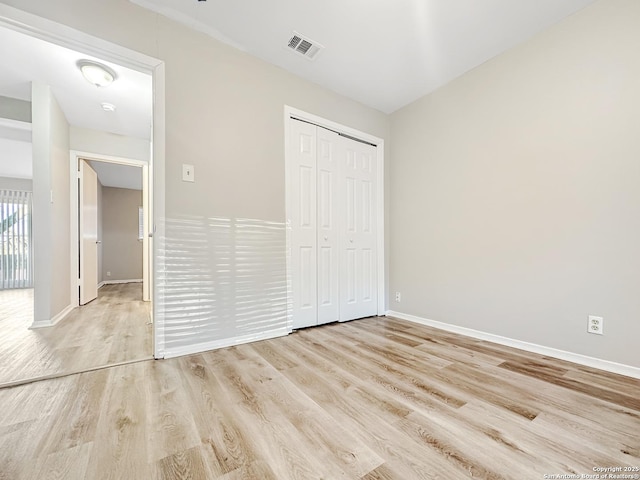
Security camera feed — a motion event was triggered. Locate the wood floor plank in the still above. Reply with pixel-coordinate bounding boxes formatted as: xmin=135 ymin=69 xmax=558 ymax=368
xmin=0 ymin=375 xmax=73 ymax=427
xmin=530 ymin=411 xmax=640 ymax=466
xmin=314 ymin=327 xmax=576 ymax=477
xmin=0 ymin=316 xmax=637 ymax=479
xmin=0 ymin=419 xmax=40 ymax=480
xmin=456 ymin=397 xmax=626 ymax=476
xmin=306 ymin=326 xmax=473 ymax=410
xmin=287 ymin=332 xmax=419 ymax=423
xmin=38 ymin=369 xmax=109 ymax=455
xmin=563 ymin=368 xmax=640 ymax=396
xmin=240 ymin=346 xmax=384 ymax=478
xmin=178 ymin=354 xmax=263 ymax=477
xmin=285 ymin=332 xmax=586 ymax=478
xmin=201 ymin=347 xmax=338 ymax=479
xmin=350 ymin=319 xmax=503 ymax=369
xmin=214 ymin=346 xmax=381 ymax=478
xmin=499 ymin=360 xmax=640 ymax=410
xmin=217 ymin=459 xmax=278 ymax=480
xmin=155 ymin=445 xmax=214 ymax=480
xmin=447 ymin=360 xmax=640 ymax=432
xmin=144 ymin=360 xmax=202 ymax=464
xmin=0 ymin=283 xmax=151 ymax=386
xmin=25 ymin=442 xmax=93 ymax=480
xmin=395 ymin=412 xmax=506 ymax=479
xmin=278 ymin=363 xmax=459 ymax=480
xmin=83 ymin=364 xmax=150 ymax=480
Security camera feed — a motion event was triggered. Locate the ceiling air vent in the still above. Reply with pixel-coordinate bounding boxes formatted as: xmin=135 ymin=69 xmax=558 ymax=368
xmin=287 ymin=32 xmax=324 ymax=60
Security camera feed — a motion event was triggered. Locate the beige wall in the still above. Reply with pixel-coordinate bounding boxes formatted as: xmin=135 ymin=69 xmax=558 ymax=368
xmin=0 ymin=0 xmax=390 ymax=220
xmin=15 ymin=0 xmax=638 ymax=370
xmin=101 ymin=187 xmax=143 ymax=282
xmin=0 ymin=0 xmax=390 ymax=351
xmin=70 ymin=126 xmax=150 ymax=162
xmin=8 ymin=0 xmax=639 ymax=369
xmin=31 ymin=82 xmax=70 ymax=324
xmin=390 ymin=0 xmax=640 ymax=368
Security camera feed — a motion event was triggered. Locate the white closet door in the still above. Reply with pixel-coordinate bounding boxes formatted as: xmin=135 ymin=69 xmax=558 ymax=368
xmin=316 ymin=127 xmax=340 ymax=325
xmin=290 ymin=120 xmax=318 ymax=329
xmin=340 ymin=137 xmax=377 ymax=322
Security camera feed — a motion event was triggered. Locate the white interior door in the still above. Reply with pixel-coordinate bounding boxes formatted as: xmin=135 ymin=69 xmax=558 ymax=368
xmin=290 ymin=120 xmax=318 ymax=329
xmin=339 ymin=137 xmax=377 ymax=321
xmin=79 ymin=159 xmax=98 ymax=305
xmin=316 ymin=127 xmax=340 ymax=325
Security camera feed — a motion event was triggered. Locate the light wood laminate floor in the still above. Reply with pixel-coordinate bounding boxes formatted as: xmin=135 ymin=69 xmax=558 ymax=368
xmin=0 ymin=283 xmax=152 ymax=386
xmin=0 ymin=316 xmax=637 ymax=479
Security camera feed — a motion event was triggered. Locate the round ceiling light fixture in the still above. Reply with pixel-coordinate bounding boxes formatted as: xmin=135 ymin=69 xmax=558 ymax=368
xmin=77 ymin=60 xmax=117 ymax=87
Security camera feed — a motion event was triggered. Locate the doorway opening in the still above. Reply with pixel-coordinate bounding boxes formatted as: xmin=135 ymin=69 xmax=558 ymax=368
xmin=73 ymin=153 xmax=150 ymax=307
xmin=0 ymin=4 xmax=165 ymax=386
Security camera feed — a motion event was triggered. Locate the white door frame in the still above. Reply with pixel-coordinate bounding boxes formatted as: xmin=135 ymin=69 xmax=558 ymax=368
xmin=0 ymin=4 xmax=165 ymax=359
xmin=284 ymin=106 xmax=386 ymax=328
xmin=70 ymin=151 xmax=150 ymax=306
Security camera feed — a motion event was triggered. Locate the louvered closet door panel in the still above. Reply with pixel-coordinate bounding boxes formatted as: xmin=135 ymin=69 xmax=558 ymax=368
xmin=316 ymin=127 xmax=340 ymax=325
xmin=339 ymin=137 xmax=377 ymax=322
xmin=290 ymin=120 xmax=318 ymax=329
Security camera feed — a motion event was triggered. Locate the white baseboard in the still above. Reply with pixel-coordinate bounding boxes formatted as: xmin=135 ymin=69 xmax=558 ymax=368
xmin=161 ymin=327 xmax=292 ymax=359
xmin=30 ymin=304 xmax=74 ymax=329
xmin=30 ymin=320 xmax=52 ymax=329
xmin=386 ymin=310 xmax=640 ymax=380
xmin=102 ymin=279 xmax=142 ymax=285
xmin=98 ymin=281 xmax=106 ymax=289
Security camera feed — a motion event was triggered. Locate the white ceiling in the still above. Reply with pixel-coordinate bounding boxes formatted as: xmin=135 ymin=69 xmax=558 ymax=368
xmin=131 ymin=0 xmax=597 ymax=113
xmin=87 ymin=160 xmax=142 ymax=191
xmin=0 ymin=26 xmax=152 ymax=139
xmin=0 ymin=27 xmax=152 ymax=187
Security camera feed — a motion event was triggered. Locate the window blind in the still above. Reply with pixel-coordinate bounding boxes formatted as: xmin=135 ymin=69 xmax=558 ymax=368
xmin=0 ymin=189 xmax=33 ymax=289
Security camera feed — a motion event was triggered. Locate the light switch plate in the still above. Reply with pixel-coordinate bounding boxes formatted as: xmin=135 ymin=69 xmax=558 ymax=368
xmin=182 ymin=164 xmax=195 ymax=182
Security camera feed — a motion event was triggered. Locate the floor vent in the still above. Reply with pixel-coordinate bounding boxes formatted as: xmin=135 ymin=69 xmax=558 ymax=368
xmin=287 ymin=32 xmax=323 ymax=60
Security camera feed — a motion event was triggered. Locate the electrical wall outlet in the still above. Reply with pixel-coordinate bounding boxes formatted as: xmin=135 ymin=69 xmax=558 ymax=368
xmin=106 ymin=271 xmax=111 ymax=277
xmin=395 ymin=292 xmax=401 ymax=302
xmin=588 ymin=315 xmax=603 ymax=335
